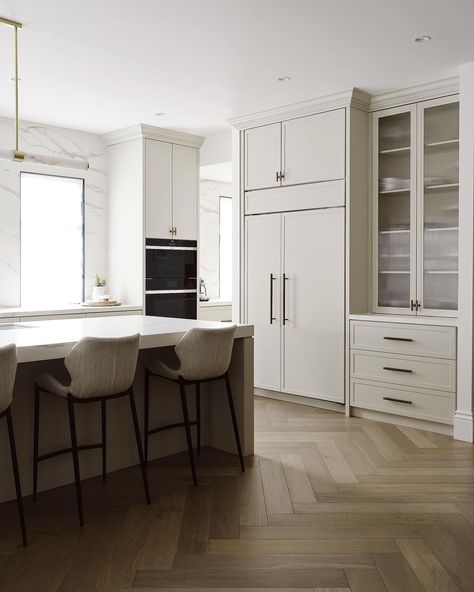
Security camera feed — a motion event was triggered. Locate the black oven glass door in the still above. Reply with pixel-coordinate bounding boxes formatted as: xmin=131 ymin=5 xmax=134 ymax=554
xmin=146 ymin=247 xmax=197 ymax=291
xmin=146 ymin=292 xmax=197 ymax=320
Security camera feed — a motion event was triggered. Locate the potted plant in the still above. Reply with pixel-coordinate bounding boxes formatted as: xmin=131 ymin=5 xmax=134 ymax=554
xmin=92 ymin=275 xmax=107 ymax=301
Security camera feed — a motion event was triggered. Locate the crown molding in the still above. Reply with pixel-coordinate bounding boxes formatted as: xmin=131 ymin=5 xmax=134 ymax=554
xmin=369 ymin=76 xmax=459 ymax=112
xmin=103 ymin=123 xmax=204 ymax=148
xmin=229 ymin=87 xmax=372 ymax=130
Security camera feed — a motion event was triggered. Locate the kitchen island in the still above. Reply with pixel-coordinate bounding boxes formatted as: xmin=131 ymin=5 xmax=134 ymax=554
xmin=0 ymin=315 xmax=254 ymax=503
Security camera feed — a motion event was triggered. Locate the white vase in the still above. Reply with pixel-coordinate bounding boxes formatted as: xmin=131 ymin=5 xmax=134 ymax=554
xmin=92 ymin=286 xmax=107 ymax=301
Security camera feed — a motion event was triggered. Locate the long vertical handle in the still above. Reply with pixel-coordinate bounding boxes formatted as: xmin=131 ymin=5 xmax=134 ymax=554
xmin=282 ymin=274 xmax=288 ymax=325
xmin=269 ymin=274 xmax=276 ymax=324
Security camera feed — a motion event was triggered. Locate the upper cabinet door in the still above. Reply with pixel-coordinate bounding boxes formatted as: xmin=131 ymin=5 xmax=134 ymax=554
xmin=244 ymin=123 xmax=282 ymax=191
xmin=282 ymin=109 xmax=346 ymax=186
xmin=145 ymin=139 xmax=173 ymax=239
xmin=173 ymin=144 xmax=198 ymax=241
xmin=372 ymin=105 xmax=417 ymax=314
xmin=417 ymin=98 xmax=459 ymax=316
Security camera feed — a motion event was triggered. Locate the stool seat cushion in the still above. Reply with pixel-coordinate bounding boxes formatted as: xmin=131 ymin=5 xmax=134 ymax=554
xmin=36 ymin=373 xmax=70 ymax=398
xmin=147 ymin=325 xmax=237 ymax=382
xmin=36 ymin=334 xmax=140 ymax=399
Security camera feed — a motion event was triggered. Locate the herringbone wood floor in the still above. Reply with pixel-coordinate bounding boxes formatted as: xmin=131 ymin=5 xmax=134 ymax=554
xmin=1 ymin=396 xmax=474 ymax=591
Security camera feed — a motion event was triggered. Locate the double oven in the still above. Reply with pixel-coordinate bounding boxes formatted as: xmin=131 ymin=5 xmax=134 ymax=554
xmin=145 ymin=238 xmax=197 ymax=319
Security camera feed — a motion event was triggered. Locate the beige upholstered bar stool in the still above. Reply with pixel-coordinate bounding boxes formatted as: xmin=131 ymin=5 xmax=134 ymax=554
xmin=0 ymin=344 xmax=27 ymax=546
xmin=144 ymin=325 xmax=245 ymax=485
xmin=33 ymin=334 xmax=150 ymax=526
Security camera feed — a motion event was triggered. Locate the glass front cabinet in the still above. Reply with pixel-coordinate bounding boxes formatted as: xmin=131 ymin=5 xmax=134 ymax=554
xmin=372 ymin=96 xmax=459 ymax=316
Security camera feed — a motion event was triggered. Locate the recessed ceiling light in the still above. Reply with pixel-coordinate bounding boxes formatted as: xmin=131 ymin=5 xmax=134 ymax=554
xmin=277 ymin=76 xmax=291 ymax=82
xmin=155 ymin=112 xmax=166 ymax=117
xmin=414 ymin=34 xmax=432 ymax=43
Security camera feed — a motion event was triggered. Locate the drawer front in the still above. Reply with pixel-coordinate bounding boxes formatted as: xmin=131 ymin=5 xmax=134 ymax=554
xmin=350 ymin=379 xmax=454 ymax=424
xmin=350 ymin=351 xmax=456 ymax=392
xmin=350 ymin=321 xmax=456 ymax=359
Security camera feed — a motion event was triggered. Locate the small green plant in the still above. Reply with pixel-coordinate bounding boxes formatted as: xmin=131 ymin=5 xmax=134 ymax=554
xmin=94 ymin=274 xmax=107 ymax=287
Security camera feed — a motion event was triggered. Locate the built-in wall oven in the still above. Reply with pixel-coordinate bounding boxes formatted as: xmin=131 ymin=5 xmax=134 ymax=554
xmin=145 ymin=238 xmax=197 ymax=319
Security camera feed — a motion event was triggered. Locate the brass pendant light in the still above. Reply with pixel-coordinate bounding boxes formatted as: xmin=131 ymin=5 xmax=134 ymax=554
xmin=0 ymin=16 xmax=89 ymax=170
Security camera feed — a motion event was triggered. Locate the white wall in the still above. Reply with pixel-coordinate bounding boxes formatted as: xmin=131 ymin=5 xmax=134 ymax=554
xmin=200 ymin=179 xmax=232 ymax=300
xmin=200 ymin=130 xmax=232 ymax=167
xmin=0 ymin=117 xmax=108 ymax=306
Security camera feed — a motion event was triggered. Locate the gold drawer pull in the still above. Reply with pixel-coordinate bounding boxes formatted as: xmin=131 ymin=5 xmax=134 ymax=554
xmin=383 ymin=366 xmax=413 ymax=373
xmin=383 ymin=336 xmax=413 ymax=342
xmin=383 ymin=396 xmax=413 ymax=405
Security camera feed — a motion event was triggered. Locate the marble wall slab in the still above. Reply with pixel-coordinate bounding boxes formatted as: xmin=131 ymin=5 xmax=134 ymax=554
xmin=199 ymin=179 xmax=232 ymax=300
xmin=0 ymin=117 xmax=107 ymax=306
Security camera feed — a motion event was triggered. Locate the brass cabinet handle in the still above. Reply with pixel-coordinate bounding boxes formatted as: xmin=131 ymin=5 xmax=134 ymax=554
xmin=276 ymin=171 xmax=280 ymax=183
xmin=383 ymin=396 xmax=413 ymax=405
xmin=383 ymin=336 xmax=414 ymax=342
xmin=269 ymin=274 xmax=276 ymax=324
xmin=383 ymin=366 xmax=413 ymax=373
xmin=280 ymin=171 xmax=285 ymax=180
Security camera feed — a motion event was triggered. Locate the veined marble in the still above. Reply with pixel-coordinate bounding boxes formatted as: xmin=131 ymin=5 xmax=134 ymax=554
xmin=0 ymin=117 xmax=107 ymax=306
xmin=200 ymin=179 xmax=232 ymax=300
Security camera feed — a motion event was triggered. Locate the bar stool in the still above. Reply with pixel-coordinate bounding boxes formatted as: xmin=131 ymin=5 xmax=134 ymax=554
xmin=144 ymin=325 xmax=245 ymax=485
xmin=0 ymin=344 xmax=27 ymax=546
xmin=33 ymin=334 xmax=150 ymax=526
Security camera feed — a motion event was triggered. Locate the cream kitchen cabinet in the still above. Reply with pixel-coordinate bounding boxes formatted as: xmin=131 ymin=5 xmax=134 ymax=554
xmin=145 ymin=139 xmax=198 ymax=240
xmin=373 ymin=96 xmax=459 ymax=316
xmin=245 ymin=205 xmax=345 ymax=403
xmin=244 ymin=109 xmax=346 ymax=191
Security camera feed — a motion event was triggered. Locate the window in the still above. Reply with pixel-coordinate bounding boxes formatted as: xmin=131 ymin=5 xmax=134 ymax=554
xmin=219 ymin=195 xmax=232 ymax=301
xmin=21 ymin=173 xmax=84 ymax=307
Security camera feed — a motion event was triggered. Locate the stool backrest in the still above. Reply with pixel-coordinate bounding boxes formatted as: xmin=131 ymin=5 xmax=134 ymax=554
xmin=175 ymin=325 xmax=237 ymax=381
xmin=0 ymin=344 xmax=17 ymax=414
xmin=65 ymin=334 xmax=140 ymax=398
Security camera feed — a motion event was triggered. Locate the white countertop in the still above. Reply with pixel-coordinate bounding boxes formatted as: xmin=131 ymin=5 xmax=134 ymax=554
xmin=199 ymin=300 xmax=232 ymax=308
xmin=349 ymin=313 xmax=458 ymax=327
xmin=0 ymin=303 xmax=143 ymax=319
xmin=0 ymin=315 xmax=254 ymax=363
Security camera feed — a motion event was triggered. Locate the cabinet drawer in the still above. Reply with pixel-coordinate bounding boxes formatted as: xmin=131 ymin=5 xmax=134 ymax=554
xmin=350 ymin=350 xmax=456 ymax=392
xmin=350 ymin=379 xmax=454 ymax=424
xmin=350 ymin=321 xmax=456 ymax=359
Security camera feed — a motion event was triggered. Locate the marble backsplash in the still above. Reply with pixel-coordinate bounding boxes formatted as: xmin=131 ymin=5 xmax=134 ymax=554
xmin=200 ymin=179 xmax=232 ymax=300
xmin=0 ymin=117 xmax=107 ymax=306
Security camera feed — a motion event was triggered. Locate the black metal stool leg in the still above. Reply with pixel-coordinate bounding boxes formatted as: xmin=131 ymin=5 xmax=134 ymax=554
xmin=179 ymin=378 xmax=198 ymax=486
xmin=196 ymin=382 xmax=201 ymax=454
xmin=67 ymin=397 xmax=84 ymax=527
xmin=144 ymin=368 xmax=150 ymax=466
xmin=224 ymin=373 xmax=245 ymax=472
xmin=32 ymin=384 xmax=40 ymax=501
xmin=128 ymin=389 xmax=151 ymax=505
xmin=6 ymin=409 xmax=27 ymax=546
xmin=101 ymin=399 xmax=107 ymax=482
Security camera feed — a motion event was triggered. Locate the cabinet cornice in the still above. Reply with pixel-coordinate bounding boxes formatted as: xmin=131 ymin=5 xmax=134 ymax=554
xmin=103 ymin=123 xmax=204 ymax=148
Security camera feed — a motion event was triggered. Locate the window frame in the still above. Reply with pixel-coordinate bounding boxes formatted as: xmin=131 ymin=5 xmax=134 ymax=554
xmin=20 ymin=170 xmax=86 ymax=306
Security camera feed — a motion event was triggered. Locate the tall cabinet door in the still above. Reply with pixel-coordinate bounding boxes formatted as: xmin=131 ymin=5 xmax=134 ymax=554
xmin=282 ymin=109 xmax=346 ymax=186
xmin=245 ymin=214 xmax=281 ymax=391
xmin=173 ymin=144 xmax=198 ymax=240
xmin=244 ymin=123 xmax=281 ymax=191
xmin=282 ymin=208 xmax=345 ymax=402
xmin=417 ymin=97 xmax=459 ymax=316
xmin=145 ymin=139 xmax=173 ymax=238
xmin=372 ymin=105 xmax=417 ymax=313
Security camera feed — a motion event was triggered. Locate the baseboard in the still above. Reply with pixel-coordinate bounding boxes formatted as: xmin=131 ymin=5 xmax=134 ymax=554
xmin=254 ymin=388 xmax=345 ymax=413
xmin=351 ymin=407 xmax=453 ymax=436
xmin=454 ymin=410 xmax=474 ymax=442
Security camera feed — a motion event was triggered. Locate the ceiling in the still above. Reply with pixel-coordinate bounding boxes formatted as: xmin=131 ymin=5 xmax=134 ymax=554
xmin=1 ymin=0 xmax=474 ymax=137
